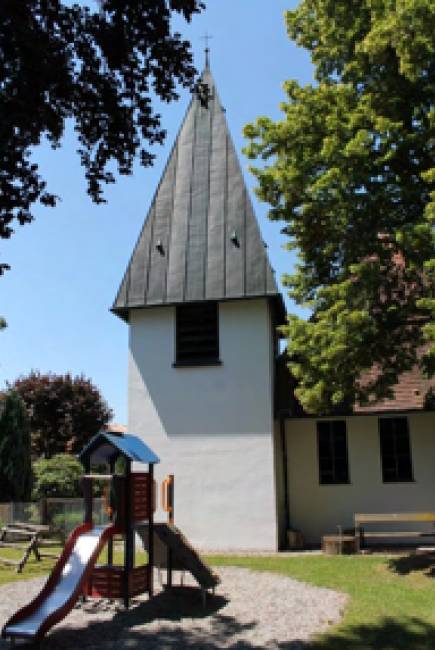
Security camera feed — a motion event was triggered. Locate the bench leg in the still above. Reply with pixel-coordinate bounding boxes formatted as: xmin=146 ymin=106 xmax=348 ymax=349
xmin=358 ymin=527 xmax=364 ymax=551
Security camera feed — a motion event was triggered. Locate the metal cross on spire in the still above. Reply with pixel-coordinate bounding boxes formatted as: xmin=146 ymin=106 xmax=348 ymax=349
xmin=201 ymin=32 xmax=213 ymax=67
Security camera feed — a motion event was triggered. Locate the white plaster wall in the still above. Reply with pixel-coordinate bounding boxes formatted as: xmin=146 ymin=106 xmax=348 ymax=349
xmin=128 ymin=299 xmax=277 ymax=550
xmin=286 ymin=412 xmax=435 ymax=543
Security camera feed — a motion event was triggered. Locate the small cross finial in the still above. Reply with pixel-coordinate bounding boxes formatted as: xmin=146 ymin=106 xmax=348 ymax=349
xmin=201 ymin=32 xmax=213 ymax=67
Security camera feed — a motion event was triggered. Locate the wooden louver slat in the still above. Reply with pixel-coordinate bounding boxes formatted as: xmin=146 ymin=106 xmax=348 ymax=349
xmin=176 ymin=302 xmax=219 ymax=364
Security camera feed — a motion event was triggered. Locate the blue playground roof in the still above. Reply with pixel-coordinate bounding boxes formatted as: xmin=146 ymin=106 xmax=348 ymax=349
xmin=79 ymin=432 xmax=160 ymax=465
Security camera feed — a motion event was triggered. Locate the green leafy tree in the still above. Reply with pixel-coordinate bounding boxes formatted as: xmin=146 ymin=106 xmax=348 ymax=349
xmin=0 ymin=391 xmax=32 ymax=501
xmin=13 ymin=371 xmax=112 ymax=457
xmin=244 ymin=0 xmax=434 ymax=413
xmin=0 ymin=0 xmax=205 ymax=275
xmin=32 ymin=454 xmax=83 ymax=499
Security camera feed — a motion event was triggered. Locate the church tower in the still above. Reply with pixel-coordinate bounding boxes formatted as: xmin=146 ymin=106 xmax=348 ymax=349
xmin=112 ymin=58 xmax=285 ymax=550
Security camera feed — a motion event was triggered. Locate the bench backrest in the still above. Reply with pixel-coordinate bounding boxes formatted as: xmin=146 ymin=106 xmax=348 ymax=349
xmin=355 ymin=512 xmax=435 ymax=526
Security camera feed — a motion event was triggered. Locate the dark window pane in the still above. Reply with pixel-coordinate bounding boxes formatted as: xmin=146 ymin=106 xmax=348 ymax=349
xmin=334 ymin=435 xmax=347 ymax=457
xmin=397 ymin=456 xmax=413 ymax=481
xmin=317 ymin=422 xmax=330 ymax=437
xmin=317 ymin=421 xmax=349 ymax=484
xmin=383 ymin=467 xmax=396 ymax=482
xmin=382 ymin=458 xmax=396 ymax=473
xmin=379 ymin=418 xmax=413 ymax=482
xmin=396 ymin=432 xmax=411 ymax=456
xmin=335 ymin=421 xmax=346 ymax=436
xmin=381 ymin=431 xmax=395 ymax=456
xmin=394 ymin=418 xmax=408 ymax=437
xmin=381 ymin=418 xmax=394 ymax=436
xmin=318 ymin=436 xmax=330 ymax=457
xmin=335 ymin=465 xmax=349 ymax=483
xmin=319 ymin=458 xmax=333 ymax=474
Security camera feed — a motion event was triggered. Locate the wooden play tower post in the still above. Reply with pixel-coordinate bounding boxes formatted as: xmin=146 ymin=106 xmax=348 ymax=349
xmin=162 ymin=474 xmax=174 ymax=588
xmin=122 ymin=460 xmax=154 ymax=607
xmin=147 ymin=464 xmax=154 ymax=599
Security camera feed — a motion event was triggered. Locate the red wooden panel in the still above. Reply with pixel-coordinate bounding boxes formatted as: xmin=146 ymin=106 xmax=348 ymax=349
xmin=131 ymin=473 xmax=152 ymax=523
xmin=88 ymin=566 xmax=124 ymax=599
xmin=86 ymin=565 xmax=149 ymax=599
xmin=129 ymin=566 xmax=149 ymax=596
xmin=113 ymin=473 xmax=156 ymax=528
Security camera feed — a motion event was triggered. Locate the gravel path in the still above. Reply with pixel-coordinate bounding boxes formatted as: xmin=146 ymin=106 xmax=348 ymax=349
xmin=0 ymin=568 xmax=347 ymax=649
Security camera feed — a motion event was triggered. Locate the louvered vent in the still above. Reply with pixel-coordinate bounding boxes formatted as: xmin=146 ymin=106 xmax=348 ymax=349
xmin=175 ymin=302 xmax=220 ymax=366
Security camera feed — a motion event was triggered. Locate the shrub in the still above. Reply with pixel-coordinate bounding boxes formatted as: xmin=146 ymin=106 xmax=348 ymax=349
xmin=32 ymin=454 xmax=83 ymax=499
xmin=51 ymin=510 xmax=83 ymax=541
xmin=0 ymin=391 xmax=32 ymax=501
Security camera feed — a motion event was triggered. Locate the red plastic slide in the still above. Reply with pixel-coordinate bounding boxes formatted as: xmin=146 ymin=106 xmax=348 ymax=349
xmin=2 ymin=523 xmax=115 ymax=644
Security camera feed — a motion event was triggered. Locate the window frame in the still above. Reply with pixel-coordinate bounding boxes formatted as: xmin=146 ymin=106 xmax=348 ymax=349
xmin=378 ymin=416 xmax=414 ymax=483
xmin=317 ymin=420 xmax=350 ymax=486
xmin=173 ymin=301 xmax=221 ymax=368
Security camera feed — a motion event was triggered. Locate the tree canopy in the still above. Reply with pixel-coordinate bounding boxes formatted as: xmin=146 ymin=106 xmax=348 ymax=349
xmin=0 ymin=0 xmax=205 ymax=274
xmin=244 ymin=0 xmax=434 ymax=414
xmin=12 ymin=371 xmax=112 ymax=457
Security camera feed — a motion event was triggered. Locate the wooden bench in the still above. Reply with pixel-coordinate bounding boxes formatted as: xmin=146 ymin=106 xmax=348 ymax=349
xmin=355 ymin=513 xmax=435 ymax=549
xmin=0 ymin=522 xmax=59 ymax=573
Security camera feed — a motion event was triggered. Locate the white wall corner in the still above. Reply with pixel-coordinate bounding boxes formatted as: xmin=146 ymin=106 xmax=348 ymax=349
xmin=127 ymin=299 xmax=279 ymax=551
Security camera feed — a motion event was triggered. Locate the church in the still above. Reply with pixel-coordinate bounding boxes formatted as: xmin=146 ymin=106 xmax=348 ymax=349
xmin=111 ymin=58 xmax=435 ymax=551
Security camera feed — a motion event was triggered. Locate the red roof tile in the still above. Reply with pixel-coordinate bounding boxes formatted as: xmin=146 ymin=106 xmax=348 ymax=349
xmin=355 ymin=364 xmax=434 ymax=413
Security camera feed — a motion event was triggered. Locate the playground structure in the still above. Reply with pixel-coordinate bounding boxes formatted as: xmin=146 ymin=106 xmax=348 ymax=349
xmin=2 ymin=432 xmax=219 ymax=645
xmin=79 ymin=433 xmax=157 ymax=609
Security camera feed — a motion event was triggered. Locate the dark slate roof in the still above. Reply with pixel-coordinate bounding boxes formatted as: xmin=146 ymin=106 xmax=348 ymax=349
xmin=79 ymin=432 xmax=160 ymax=465
xmin=112 ymin=64 xmax=284 ymax=321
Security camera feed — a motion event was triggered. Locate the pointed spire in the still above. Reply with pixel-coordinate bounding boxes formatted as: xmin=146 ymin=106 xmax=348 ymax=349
xmin=201 ymin=33 xmax=212 ymax=69
xmin=112 ymin=66 xmax=284 ymax=321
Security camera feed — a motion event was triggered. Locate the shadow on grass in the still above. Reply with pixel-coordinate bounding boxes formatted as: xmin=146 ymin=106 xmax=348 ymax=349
xmin=278 ymin=617 xmax=435 ymax=650
xmin=388 ymin=552 xmax=435 ymax=577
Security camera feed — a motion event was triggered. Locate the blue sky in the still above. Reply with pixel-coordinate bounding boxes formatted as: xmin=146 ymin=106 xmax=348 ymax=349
xmin=0 ymin=0 xmax=313 ymax=423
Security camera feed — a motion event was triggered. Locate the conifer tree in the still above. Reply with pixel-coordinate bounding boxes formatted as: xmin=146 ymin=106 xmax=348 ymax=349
xmin=0 ymin=391 xmax=32 ymax=501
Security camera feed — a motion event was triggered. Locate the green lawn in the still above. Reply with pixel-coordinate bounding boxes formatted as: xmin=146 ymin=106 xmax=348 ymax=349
xmin=0 ymin=547 xmax=57 ymax=585
xmin=0 ymin=544 xmax=148 ymax=586
xmin=208 ymin=554 xmax=435 ymax=650
xmin=2 ymin=547 xmax=435 ymax=649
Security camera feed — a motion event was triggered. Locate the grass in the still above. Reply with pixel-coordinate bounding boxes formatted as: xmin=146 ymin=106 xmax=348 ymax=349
xmin=0 ymin=546 xmax=57 ymax=586
xmin=207 ymin=553 xmax=435 ymax=649
xmin=0 ymin=543 xmax=148 ymax=586
xmin=2 ymin=545 xmax=435 ymax=648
